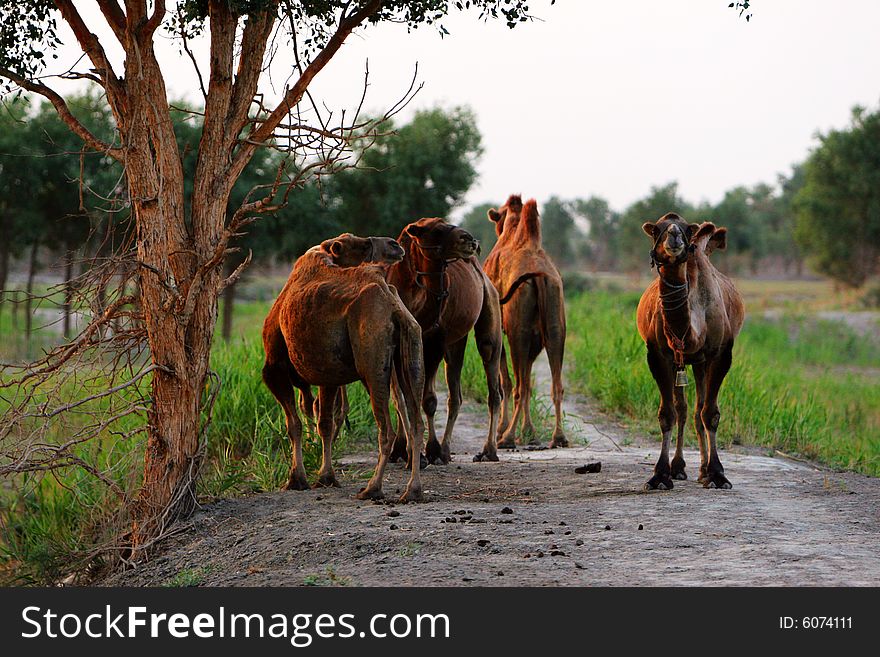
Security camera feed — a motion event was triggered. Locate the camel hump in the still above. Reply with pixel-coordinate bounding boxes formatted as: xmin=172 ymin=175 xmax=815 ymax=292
xmin=515 ymin=198 xmax=542 ymax=245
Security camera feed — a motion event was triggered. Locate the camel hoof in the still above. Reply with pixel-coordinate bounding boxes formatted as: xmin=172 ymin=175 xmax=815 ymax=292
xmin=388 ymin=440 xmax=408 ymax=463
xmin=496 ymin=437 xmax=516 ymax=449
xmin=313 ymin=474 xmax=340 ymax=489
xmin=671 ymin=456 xmax=687 ymax=480
xmin=356 ymin=487 xmax=384 ymax=501
xmin=283 ymin=475 xmax=310 ymax=491
xmin=408 ymin=454 xmax=428 ymax=470
xmin=473 ymin=451 xmax=499 ymax=463
xmin=549 ymin=435 xmax=569 ymax=449
xmin=644 ymin=473 xmax=674 ymax=491
xmin=703 ymin=472 xmax=732 ymax=490
xmin=398 ymin=486 xmax=423 ymax=503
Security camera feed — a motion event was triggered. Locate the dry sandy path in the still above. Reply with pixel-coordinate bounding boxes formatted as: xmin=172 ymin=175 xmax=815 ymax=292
xmin=104 ymin=356 xmax=880 ymax=587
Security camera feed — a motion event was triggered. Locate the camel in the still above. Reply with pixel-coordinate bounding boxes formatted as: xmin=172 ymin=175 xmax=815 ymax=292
xmin=263 ymin=234 xmax=405 ymax=429
xmin=484 ymin=195 xmax=567 ymax=448
xmin=261 ymin=234 xmax=425 ymax=501
xmin=636 ymin=213 xmax=745 ymax=490
xmin=386 ymin=218 xmax=505 ymax=464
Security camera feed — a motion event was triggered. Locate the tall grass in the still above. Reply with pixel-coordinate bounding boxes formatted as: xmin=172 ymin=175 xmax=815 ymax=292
xmin=566 ymin=290 xmax=880 ymax=475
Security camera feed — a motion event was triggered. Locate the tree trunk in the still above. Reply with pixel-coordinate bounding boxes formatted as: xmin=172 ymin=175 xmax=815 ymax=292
xmin=24 ymin=239 xmax=39 ymax=349
xmin=62 ymin=249 xmax=74 ymax=339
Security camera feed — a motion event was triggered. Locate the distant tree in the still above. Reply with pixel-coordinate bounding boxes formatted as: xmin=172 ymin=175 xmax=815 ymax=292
xmin=571 ymin=196 xmax=619 ymax=271
xmin=540 ymin=196 xmax=580 ymax=266
xmin=459 ymin=202 xmax=498 ymax=257
xmin=794 ymin=105 xmax=880 ymax=287
xmin=332 ymin=106 xmax=483 ymax=238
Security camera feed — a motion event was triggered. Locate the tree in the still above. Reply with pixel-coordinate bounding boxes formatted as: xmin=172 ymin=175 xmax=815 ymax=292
xmin=0 ymin=0 xmax=538 ymax=555
xmin=540 ymin=196 xmax=580 ymax=266
xmin=794 ymin=105 xmax=880 ymax=287
xmin=331 ymin=106 xmax=483 ymax=238
xmin=459 ymin=202 xmax=498 ymax=257
xmin=571 ymin=196 xmax=620 ymax=272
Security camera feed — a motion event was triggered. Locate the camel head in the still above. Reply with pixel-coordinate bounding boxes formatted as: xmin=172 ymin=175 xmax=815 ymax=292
xmin=404 ymin=217 xmax=481 ymax=262
xmin=642 ymin=213 xmax=701 ymax=268
xmin=487 ymin=194 xmax=524 ymax=237
xmin=319 ymin=233 xmax=405 ymax=267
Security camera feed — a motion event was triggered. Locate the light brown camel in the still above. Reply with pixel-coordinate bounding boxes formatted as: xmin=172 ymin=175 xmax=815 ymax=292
xmin=263 ymin=234 xmax=405 ymax=429
xmin=636 ymin=213 xmax=745 ymax=490
xmin=262 ymin=235 xmax=425 ymax=501
xmin=386 ymin=218 xmax=505 ymax=464
xmin=484 ymin=195 xmax=567 ymax=448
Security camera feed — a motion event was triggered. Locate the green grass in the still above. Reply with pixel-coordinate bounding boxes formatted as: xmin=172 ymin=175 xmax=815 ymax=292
xmin=566 ymin=290 xmax=880 ymax=475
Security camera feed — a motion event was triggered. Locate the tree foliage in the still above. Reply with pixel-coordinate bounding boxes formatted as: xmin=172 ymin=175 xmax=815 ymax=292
xmin=794 ymin=106 xmax=880 ymax=287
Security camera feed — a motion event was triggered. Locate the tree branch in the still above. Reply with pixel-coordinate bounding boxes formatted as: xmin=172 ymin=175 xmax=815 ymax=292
xmin=96 ymin=0 xmax=128 ymax=43
xmin=228 ymin=0 xmax=386 ymax=184
xmin=227 ymin=3 xmax=278 ymax=139
xmin=0 ymin=67 xmax=123 ymax=160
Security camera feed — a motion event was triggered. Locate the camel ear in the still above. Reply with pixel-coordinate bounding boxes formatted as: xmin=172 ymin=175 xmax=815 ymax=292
xmin=687 ymin=223 xmax=701 ymax=241
xmin=642 ymin=222 xmax=658 ymax=239
xmin=707 ymin=227 xmax=727 ymax=254
xmin=488 ymin=208 xmax=502 ymax=223
xmin=405 ymin=224 xmax=427 ymax=239
xmin=328 ymin=240 xmax=343 ymax=257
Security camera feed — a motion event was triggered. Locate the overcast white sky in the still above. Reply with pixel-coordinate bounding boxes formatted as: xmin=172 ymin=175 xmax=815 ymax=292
xmin=50 ymin=1 xmax=880 ymax=216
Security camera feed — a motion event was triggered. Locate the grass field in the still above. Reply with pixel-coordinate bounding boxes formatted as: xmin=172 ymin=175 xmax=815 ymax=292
xmin=565 ymin=289 xmax=880 ymax=475
xmin=1 ymin=276 xmax=878 ymax=584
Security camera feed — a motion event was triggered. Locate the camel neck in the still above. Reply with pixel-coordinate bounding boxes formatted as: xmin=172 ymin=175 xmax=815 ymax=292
xmin=658 ymin=263 xmax=691 ymax=343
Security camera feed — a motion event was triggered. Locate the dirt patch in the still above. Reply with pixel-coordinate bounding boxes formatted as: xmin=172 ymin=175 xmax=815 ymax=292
xmin=102 ymin=355 xmax=880 ymax=587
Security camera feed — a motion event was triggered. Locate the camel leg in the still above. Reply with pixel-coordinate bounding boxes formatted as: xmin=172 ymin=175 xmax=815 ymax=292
xmin=546 ymin=325 xmax=568 ymax=448
xmin=692 ymin=361 xmax=709 ymax=481
xmin=519 ymin=350 xmax=538 ymax=444
xmin=356 ymin=378 xmax=395 ymax=501
xmin=701 ymin=344 xmax=734 ymax=490
xmin=439 ymin=337 xmax=467 ymax=464
xmin=496 ymin=342 xmax=514 ymax=446
xmin=671 ymin=384 xmax=688 ymax=479
xmin=394 ymin=359 xmax=424 ymax=503
xmin=332 ymin=387 xmax=348 ymax=443
xmin=500 ymin=328 xmax=530 ymax=447
xmin=262 ymin=361 xmax=309 ymax=491
xmin=645 ymin=346 xmax=676 ymax=491
xmin=386 ymin=367 xmax=407 ymax=463
xmin=314 ymin=385 xmax=341 ymax=488
xmin=422 ymin=343 xmax=447 ymax=466
xmin=473 ymin=289 xmax=504 ymax=463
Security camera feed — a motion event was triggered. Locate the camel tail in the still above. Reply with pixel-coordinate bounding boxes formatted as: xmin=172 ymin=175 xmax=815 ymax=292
xmin=499 ymin=271 xmax=547 ymax=305
xmin=393 ymin=311 xmax=425 ymax=444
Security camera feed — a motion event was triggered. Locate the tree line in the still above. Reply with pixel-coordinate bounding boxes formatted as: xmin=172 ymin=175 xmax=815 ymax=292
xmin=462 ymin=104 xmax=879 ymax=292
xmin=0 ymin=93 xmax=482 ymax=341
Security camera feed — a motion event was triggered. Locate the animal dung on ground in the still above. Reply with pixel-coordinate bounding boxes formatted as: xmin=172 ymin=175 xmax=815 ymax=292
xmin=638 ymin=524 xmax=644 ymax=530
xmin=604 ymin=525 xmax=611 ymax=531
xmin=575 ymin=462 xmax=602 ymax=474
xmin=477 ymin=539 xmax=490 ymax=547
xmin=386 ymin=510 xmax=400 ymax=517
xmin=501 ymin=506 xmax=514 ymax=514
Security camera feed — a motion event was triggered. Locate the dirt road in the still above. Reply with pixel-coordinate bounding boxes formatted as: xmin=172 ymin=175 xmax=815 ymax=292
xmin=105 ymin=356 xmax=880 ymax=587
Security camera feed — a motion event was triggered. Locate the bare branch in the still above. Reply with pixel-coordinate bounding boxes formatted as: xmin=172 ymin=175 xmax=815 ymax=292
xmin=0 ymin=67 xmax=123 ymax=160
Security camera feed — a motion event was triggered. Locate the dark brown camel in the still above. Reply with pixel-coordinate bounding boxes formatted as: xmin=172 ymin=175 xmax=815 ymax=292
xmin=484 ymin=195 xmax=567 ymax=448
xmin=262 ymin=235 xmax=424 ymax=501
xmin=386 ymin=218 xmax=505 ymax=464
xmin=637 ymin=213 xmax=745 ymax=490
